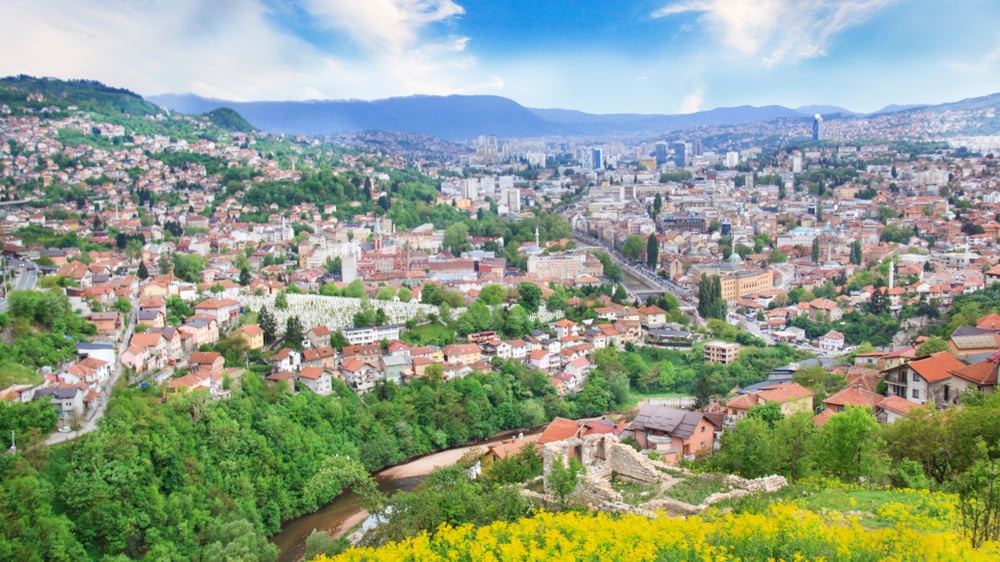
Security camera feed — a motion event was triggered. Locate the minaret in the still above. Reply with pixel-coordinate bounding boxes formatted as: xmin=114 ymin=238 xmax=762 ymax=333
xmin=889 ymin=261 xmax=895 ymax=290
xmin=535 ymin=224 xmax=540 ymax=247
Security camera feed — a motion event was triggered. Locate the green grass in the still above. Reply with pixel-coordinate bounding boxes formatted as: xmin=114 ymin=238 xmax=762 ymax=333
xmin=715 ymin=481 xmax=958 ymax=533
xmin=400 ymin=323 xmax=456 ymax=346
xmin=0 ymin=361 xmax=42 ymax=388
xmin=662 ymin=474 xmax=730 ymax=505
xmin=611 ymin=474 xmax=660 ymax=506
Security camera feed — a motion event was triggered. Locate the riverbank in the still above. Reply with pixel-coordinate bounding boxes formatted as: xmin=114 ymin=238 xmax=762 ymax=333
xmin=272 ymin=429 xmax=542 ymax=562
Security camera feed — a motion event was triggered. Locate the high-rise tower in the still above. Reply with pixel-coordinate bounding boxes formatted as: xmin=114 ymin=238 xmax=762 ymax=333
xmin=812 ymin=114 xmax=823 ymax=141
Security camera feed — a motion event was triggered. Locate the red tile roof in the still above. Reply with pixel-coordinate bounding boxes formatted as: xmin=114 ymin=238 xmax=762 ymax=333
xmin=909 ymin=351 xmax=965 ymax=383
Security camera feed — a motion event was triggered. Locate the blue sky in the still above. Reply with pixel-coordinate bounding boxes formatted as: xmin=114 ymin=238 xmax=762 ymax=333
xmin=3 ymin=0 xmax=1000 ymax=115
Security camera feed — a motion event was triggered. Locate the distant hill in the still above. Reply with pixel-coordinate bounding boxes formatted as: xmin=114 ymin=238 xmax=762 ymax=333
xmin=0 ymin=74 xmax=160 ymax=116
xmin=205 ymin=107 xmax=255 ymax=132
xmin=149 ymin=93 xmax=559 ymax=140
xmin=145 ymin=90 xmax=1000 ymax=141
xmin=149 ymin=93 xmax=809 ymax=141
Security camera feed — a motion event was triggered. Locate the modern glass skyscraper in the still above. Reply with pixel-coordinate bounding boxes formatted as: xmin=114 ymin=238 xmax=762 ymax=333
xmin=812 ymin=114 xmax=823 ymax=141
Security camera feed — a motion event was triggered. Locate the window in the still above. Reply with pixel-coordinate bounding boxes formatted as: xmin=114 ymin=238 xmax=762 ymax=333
xmin=912 ymin=389 xmax=919 ymax=399
xmin=912 ymin=372 xmax=920 ymax=382
xmin=701 ymin=425 xmax=705 ymax=432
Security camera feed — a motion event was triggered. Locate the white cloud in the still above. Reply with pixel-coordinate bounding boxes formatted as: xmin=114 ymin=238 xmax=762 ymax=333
xmin=946 ymin=42 xmax=1000 ymax=75
xmin=303 ymin=0 xmax=464 ymax=54
xmin=0 ymin=0 xmax=496 ymax=102
xmin=653 ymin=0 xmax=894 ymax=66
xmin=678 ymin=87 xmax=704 ymax=113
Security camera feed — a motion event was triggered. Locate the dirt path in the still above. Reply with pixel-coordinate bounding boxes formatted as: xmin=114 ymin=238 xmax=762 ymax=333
xmin=379 ymin=433 xmax=541 ymax=480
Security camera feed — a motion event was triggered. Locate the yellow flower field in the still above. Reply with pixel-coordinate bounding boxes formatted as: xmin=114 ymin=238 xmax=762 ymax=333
xmin=317 ymin=491 xmax=1000 ymax=562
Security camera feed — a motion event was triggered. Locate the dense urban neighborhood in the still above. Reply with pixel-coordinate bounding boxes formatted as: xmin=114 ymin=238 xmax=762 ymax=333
xmin=4 ymin=77 xmax=1000 ymax=561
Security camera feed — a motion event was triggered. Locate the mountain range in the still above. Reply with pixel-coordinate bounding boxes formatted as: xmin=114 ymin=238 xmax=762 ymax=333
xmin=148 ymin=92 xmax=915 ymax=142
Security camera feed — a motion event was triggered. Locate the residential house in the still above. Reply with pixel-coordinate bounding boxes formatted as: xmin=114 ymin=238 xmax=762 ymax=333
xmin=704 ymin=341 xmax=741 ymax=365
xmin=340 ymin=358 xmax=378 ymax=394
xmin=189 ymin=351 xmax=225 ymax=372
xmin=551 ymin=318 xmax=580 ymax=339
xmin=948 ymin=352 xmax=999 ymax=397
xmin=89 ymin=311 xmax=122 ymax=335
xmin=627 ymin=405 xmax=719 ymax=463
xmin=529 ymin=349 xmax=554 ymax=372
xmin=166 ymin=371 xmax=224 ymax=398
xmin=306 ymin=326 xmax=332 ymax=349
xmin=876 ymin=395 xmax=920 ymax=424
xmin=341 ymin=343 xmax=382 ymax=367
xmin=194 ymin=298 xmax=241 ymax=326
xmin=271 ymin=347 xmax=302 ymax=373
xmin=147 ymin=327 xmax=184 ymax=362
xmin=724 ymin=383 xmax=814 ymax=426
xmin=381 ymin=354 xmax=411 ymax=384
xmin=33 ymin=386 xmax=85 ymax=419
xmin=638 ymin=305 xmax=668 ymax=329
xmin=235 ymin=324 xmax=265 ymax=350
xmin=137 ymin=309 xmax=165 ymax=328
xmin=508 ymin=339 xmax=530 ymax=361
xmin=298 ymin=366 xmax=334 ymax=396
xmin=64 ymin=357 xmax=110 ymax=389
xmin=178 ymin=317 xmax=219 ymax=349
xmin=563 ymin=357 xmax=591 ymax=381
xmin=808 ymin=298 xmax=842 ymax=322
xmin=819 ymin=330 xmax=845 ymax=352
xmin=302 ymin=346 xmax=338 ymax=369
xmin=892 ymin=351 xmax=966 ymax=406
xmin=444 ymin=343 xmax=482 ymax=366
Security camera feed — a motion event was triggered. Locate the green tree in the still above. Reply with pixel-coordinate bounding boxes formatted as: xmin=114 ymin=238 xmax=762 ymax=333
xmin=443 ymin=223 xmax=471 ymax=255
xmin=283 ymin=315 xmax=305 ymax=349
xmin=622 ymin=234 xmax=644 ymax=262
xmin=952 ymin=441 xmax=1000 ymax=548
xmin=821 ymin=406 xmax=888 ymax=484
xmin=479 ymin=284 xmax=505 ymax=305
xmin=274 ymin=290 xmax=289 ymax=310
xmin=397 ymin=286 xmax=412 ymax=302
xmin=548 ymin=454 xmax=584 ymax=509
xmin=258 ymin=306 xmax=277 ymax=345
xmin=714 ymin=417 xmax=776 ymax=478
xmin=849 ymin=240 xmax=863 ymax=265
xmin=518 ymin=282 xmax=542 ymax=314
xmin=172 ymin=253 xmax=207 ymax=283
xmin=792 ymin=365 xmax=846 ymax=409
xmin=344 ymin=280 xmax=366 ymax=299
xmin=772 ymin=411 xmax=820 ymax=481
xmin=136 ymin=261 xmax=149 ymax=280
xmin=747 ymin=401 xmax=784 ymax=427
xmin=769 ymin=248 xmax=788 ymax=264
xmin=916 ymin=337 xmax=950 ymax=357
xmin=697 ymin=274 xmax=726 ymax=320
xmin=653 ymin=193 xmax=663 ymax=216
xmin=811 ymin=237 xmax=821 ymax=263
xmin=239 ymin=267 xmax=252 ymax=286
xmin=646 ymin=234 xmax=659 ymax=268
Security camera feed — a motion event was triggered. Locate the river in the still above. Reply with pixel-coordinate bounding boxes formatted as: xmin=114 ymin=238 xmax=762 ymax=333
xmin=271 ymin=430 xmax=541 ymax=562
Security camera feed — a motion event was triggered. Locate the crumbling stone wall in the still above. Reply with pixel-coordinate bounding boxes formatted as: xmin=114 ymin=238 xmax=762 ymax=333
xmin=538 ymin=433 xmax=788 ymax=515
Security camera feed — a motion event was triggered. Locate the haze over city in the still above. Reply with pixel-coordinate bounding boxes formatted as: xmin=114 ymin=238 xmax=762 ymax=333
xmin=3 ymin=0 xmax=1000 ymax=114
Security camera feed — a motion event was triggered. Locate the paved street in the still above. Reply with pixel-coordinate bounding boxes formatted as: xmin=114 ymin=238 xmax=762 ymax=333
xmin=42 ymin=301 xmax=136 ymax=447
xmin=0 ymin=264 xmax=38 ymax=313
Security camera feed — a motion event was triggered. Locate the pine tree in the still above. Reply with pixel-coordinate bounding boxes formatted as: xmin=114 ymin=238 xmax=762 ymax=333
xmin=258 ymin=307 xmax=277 ymax=345
xmin=849 ymin=240 xmax=862 ymax=265
xmin=653 ymin=193 xmax=663 ymax=216
xmin=137 ymin=261 xmax=149 ymax=280
xmin=812 ymin=237 xmax=821 ymax=263
xmin=646 ymin=234 xmax=659 ymax=269
xmin=284 ymin=315 xmax=305 ymax=350
xmin=238 ymin=267 xmax=251 ymax=286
